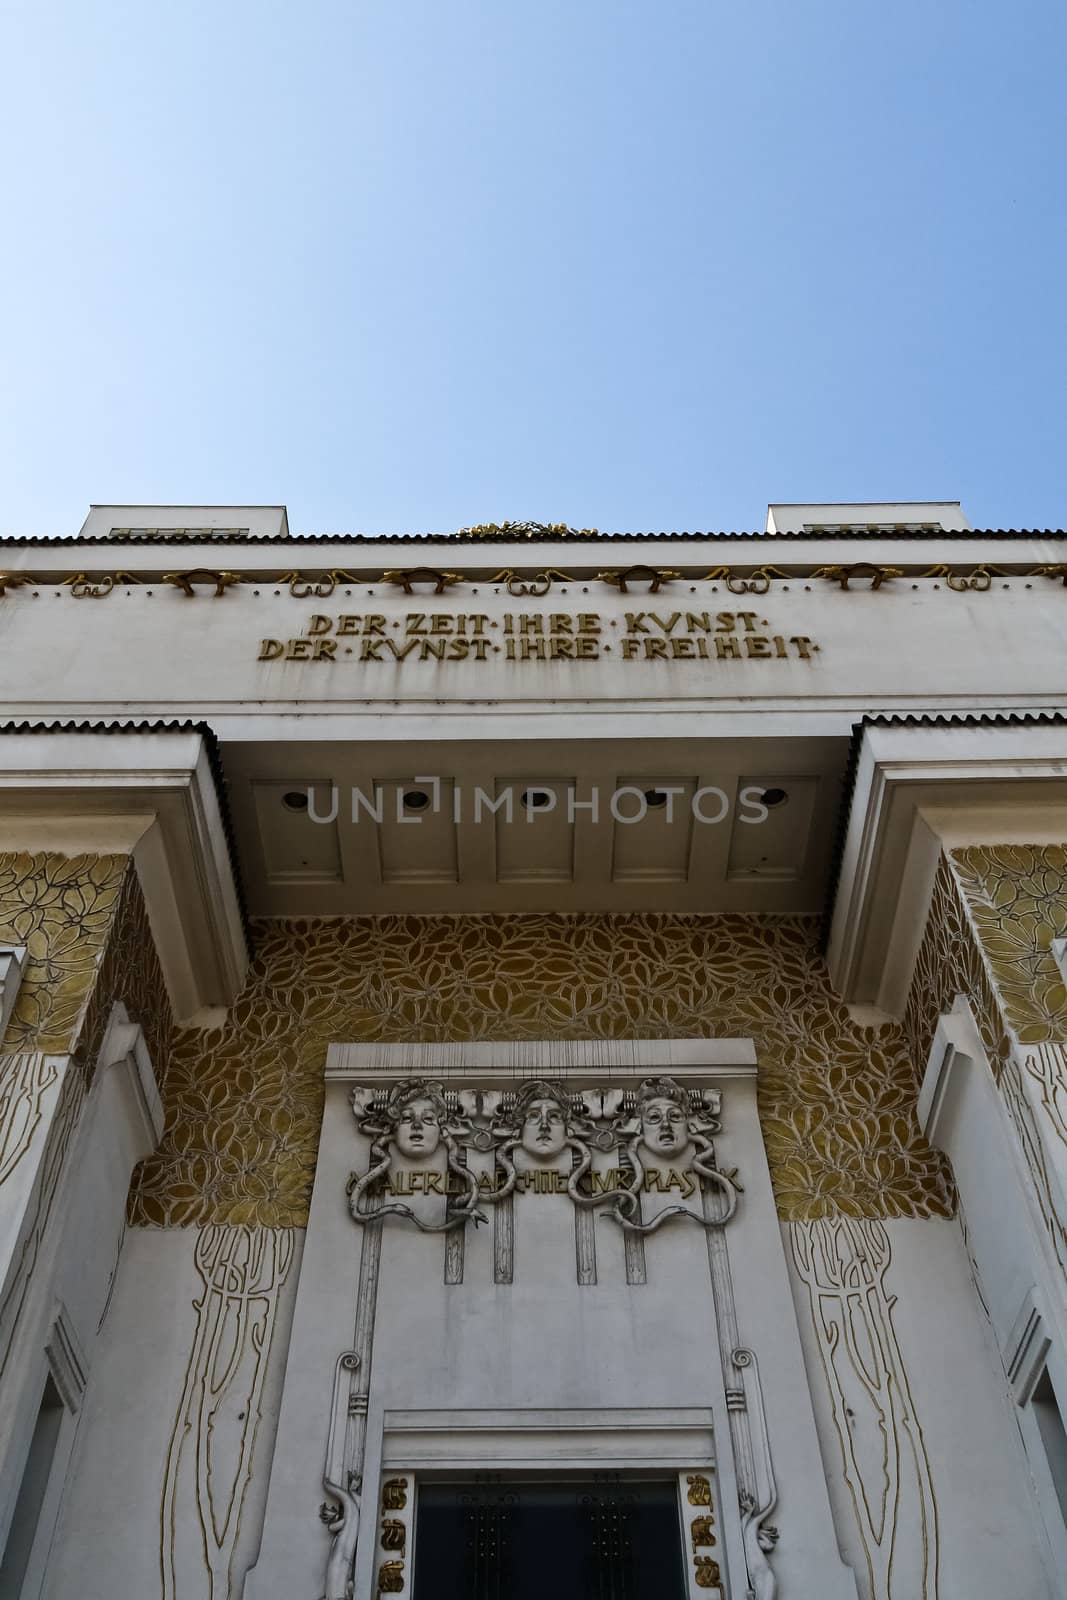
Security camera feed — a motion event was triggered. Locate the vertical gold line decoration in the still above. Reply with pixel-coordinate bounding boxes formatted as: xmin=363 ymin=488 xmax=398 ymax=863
xmin=0 ymin=1063 xmax=83 ymax=1386
xmin=160 ymin=1226 xmax=295 ymax=1600
xmin=790 ymin=1218 xmax=939 ymax=1600
xmin=0 ymin=1053 xmax=59 ymax=1185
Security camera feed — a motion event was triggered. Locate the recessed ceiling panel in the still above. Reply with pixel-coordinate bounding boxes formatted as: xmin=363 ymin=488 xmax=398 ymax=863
xmin=611 ymin=776 xmax=697 ymax=883
xmin=252 ymin=779 xmax=342 ymax=882
xmin=495 ymin=778 xmax=575 ymax=882
xmin=726 ymin=776 xmax=818 ymax=881
xmin=376 ymin=778 xmax=458 ymax=884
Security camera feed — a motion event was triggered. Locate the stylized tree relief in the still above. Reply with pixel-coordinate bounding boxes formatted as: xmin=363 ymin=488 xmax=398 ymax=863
xmin=790 ymin=1218 xmax=939 ymax=1600
xmin=161 ymin=1225 xmax=295 ymax=1600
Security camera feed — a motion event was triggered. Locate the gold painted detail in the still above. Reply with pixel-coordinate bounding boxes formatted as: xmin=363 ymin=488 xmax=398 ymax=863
xmin=377 ymin=1560 xmax=404 ymax=1593
xmin=163 ymin=569 xmax=242 ymax=597
xmin=686 ymin=1474 xmax=712 ymax=1506
xmin=694 ymin=1555 xmax=722 ymax=1588
xmin=0 ymin=1053 xmax=59 ymax=1186
xmin=790 ymin=1219 xmax=939 ymax=1600
xmin=0 ymin=1064 xmax=83 ymax=1386
xmin=133 ymin=913 xmax=951 ymax=1228
xmin=950 ymin=844 xmax=1067 ymax=1046
xmin=381 ymin=1478 xmax=408 ymax=1511
xmin=161 ymin=1226 xmax=295 ymax=1600
xmin=0 ymin=853 xmax=127 ymax=1053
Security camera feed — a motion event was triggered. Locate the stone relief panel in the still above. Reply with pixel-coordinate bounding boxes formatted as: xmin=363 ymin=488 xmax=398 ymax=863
xmin=790 ymin=1218 xmax=939 ymax=1600
xmin=161 ymin=1225 xmax=295 ymax=1600
xmin=346 ymin=1076 xmax=738 ymax=1237
xmin=132 ymin=914 xmax=952 ymax=1228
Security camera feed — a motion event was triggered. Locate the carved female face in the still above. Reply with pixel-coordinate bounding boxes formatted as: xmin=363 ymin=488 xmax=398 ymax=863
xmin=640 ymin=1095 xmax=690 ymax=1159
xmin=395 ymin=1095 xmax=442 ymax=1159
xmin=520 ymin=1096 xmax=568 ymax=1159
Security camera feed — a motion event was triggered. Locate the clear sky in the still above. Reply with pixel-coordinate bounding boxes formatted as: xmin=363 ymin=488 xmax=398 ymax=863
xmin=2 ymin=0 xmax=1064 ymax=537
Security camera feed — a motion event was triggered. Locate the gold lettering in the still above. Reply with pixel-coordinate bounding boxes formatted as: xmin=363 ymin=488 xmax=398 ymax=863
xmin=773 ymin=635 xmax=788 ymax=657
xmin=447 ymin=639 xmax=469 ymax=660
xmin=364 ymin=614 xmax=387 ymax=636
xmin=380 ymin=1520 xmax=406 ymax=1553
xmin=621 ymin=639 xmax=640 ymax=660
xmin=519 ymin=614 xmax=543 ymax=634
xmin=737 ymin=610 xmax=758 ymax=632
xmin=791 ymin=635 xmax=815 ymax=659
xmin=687 ymin=1474 xmax=713 ymax=1507
xmin=550 ymin=639 xmax=576 ymax=660
xmin=360 ymin=639 xmax=384 ymax=661
xmin=381 ymin=1478 xmax=408 ymax=1511
xmin=430 ymin=614 xmax=453 ymax=634
xmin=257 ymin=638 xmax=283 ymax=660
xmin=578 ymin=612 xmax=601 ymax=633
xmin=286 ymin=639 xmax=312 ymax=660
xmin=549 ymin=613 xmax=573 ymax=633
xmin=313 ymin=640 xmax=337 ymax=661
xmin=405 ymin=613 xmax=428 ymax=634
xmin=308 ymin=614 xmax=333 ymax=634
xmin=745 ymin=636 xmax=772 ymax=658
xmin=424 ymin=1172 xmax=443 ymax=1194
xmin=644 ymin=1170 xmax=664 ymax=1191
xmin=418 ymin=638 xmax=447 ymax=660
xmin=686 ymin=611 xmax=711 ymax=632
xmin=643 ymin=639 xmax=668 ymax=659
xmin=714 ymin=611 xmax=736 ymax=632
xmin=469 ymin=639 xmax=490 ymax=661
xmin=670 ymin=639 xmax=694 ymax=659
xmin=337 ymin=615 xmax=360 ymax=635
xmin=520 ymin=639 xmax=547 ymax=660
xmin=649 ymin=611 xmax=681 ymax=634
xmin=625 ymin=612 xmax=649 ymax=633
xmin=714 ymin=636 xmax=742 ymax=659
xmin=576 ymin=637 xmax=599 ymax=659
xmin=385 ymin=638 xmax=420 ymax=661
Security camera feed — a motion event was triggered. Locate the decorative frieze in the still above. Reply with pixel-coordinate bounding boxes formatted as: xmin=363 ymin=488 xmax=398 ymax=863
xmin=139 ymin=912 xmax=952 ymax=1229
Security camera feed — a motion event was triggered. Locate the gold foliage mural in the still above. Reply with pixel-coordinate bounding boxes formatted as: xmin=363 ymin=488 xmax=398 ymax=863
xmin=129 ymin=914 xmax=953 ymax=1229
xmin=951 ymin=844 xmax=1067 ymax=1046
xmin=904 ymin=856 xmax=1013 ymax=1084
xmin=76 ymin=861 xmax=172 ymax=1089
xmin=0 ymin=852 xmax=127 ymax=1052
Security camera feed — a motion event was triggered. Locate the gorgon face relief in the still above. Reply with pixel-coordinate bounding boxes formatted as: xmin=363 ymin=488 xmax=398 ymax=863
xmin=347 ymin=1075 xmax=739 ymax=1235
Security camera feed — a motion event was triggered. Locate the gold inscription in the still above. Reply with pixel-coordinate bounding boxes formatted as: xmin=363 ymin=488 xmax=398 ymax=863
xmin=255 ymin=610 xmax=821 ymax=666
xmin=687 ymin=1474 xmax=713 ymax=1507
xmin=381 ymin=1478 xmax=408 ymax=1511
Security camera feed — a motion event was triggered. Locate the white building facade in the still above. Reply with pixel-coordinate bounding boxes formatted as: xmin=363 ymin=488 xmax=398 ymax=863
xmin=0 ymin=501 xmax=1066 ymax=1599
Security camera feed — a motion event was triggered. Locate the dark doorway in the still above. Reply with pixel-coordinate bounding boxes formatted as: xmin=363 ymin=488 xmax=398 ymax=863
xmin=411 ymin=1478 xmax=687 ymax=1600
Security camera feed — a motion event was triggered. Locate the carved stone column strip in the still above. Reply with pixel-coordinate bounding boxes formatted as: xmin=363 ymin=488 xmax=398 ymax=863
xmin=574 ymin=1202 xmax=596 ymax=1285
xmin=703 ymin=1188 xmax=778 ymax=1600
xmin=323 ymin=1204 xmax=383 ymax=1600
xmin=790 ymin=1218 xmax=939 ymax=1600
xmin=493 ymin=1189 xmax=514 ymax=1284
xmin=624 ymin=1227 xmax=647 ymax=1286
xmin=444 ymin=1152 xmax=467 ymax=1285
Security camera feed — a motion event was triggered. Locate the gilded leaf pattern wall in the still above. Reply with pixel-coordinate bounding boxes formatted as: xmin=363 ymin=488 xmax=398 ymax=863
xmin=129 ymin=914 xmax=954 ymax=1228
xmin=0 ymin=852 xmax=128 ymax=1052
xmin=951 ymin=845 xmax=1067 ymax=1046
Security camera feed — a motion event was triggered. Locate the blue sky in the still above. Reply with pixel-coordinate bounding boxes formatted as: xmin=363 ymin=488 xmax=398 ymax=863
xmin=2 ymin=0 xmax=1064 ymax=537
